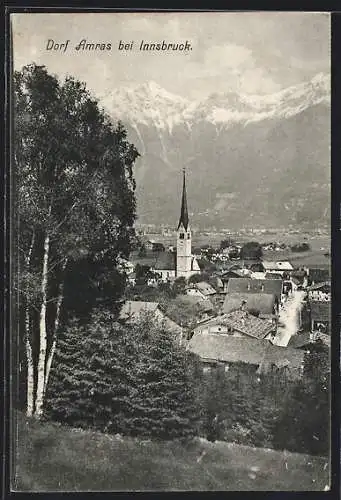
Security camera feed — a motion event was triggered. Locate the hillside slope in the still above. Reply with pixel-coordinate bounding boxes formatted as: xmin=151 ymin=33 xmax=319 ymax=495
xmin=14 ymin=413 xmax=329 ymax=491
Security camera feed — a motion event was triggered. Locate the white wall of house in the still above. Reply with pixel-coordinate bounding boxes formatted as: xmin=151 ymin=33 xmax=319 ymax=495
xmin=153 ymin=269 xmax=176 ymax=282
xmin=186 ymin=288 xmax=206 ymax=300
xmin=308 ymin=291 xmax=331 ymax=302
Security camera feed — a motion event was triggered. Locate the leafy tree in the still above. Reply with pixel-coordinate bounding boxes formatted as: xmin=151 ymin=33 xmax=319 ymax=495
xmin=290 ymin=242 xmax=311 ymax=252
xmin=173 ymin=276 xmax=187 ymax=295
xmin=187 ymin=272 xmax=210 ymax=284
xmin=220 ymin=238 xmax=235 ymax=250
xmin=15 ymin=64 xmax=139 ymax=417
xmin=240 ymin=241 xmax=263 ymax=260
xmin=135 ymin=263 xmax=156 ymax=285
xmin=138 ymin=244 xmax=147 ymax=257
xmin=162 ymin=295 xmax=212 ymax=329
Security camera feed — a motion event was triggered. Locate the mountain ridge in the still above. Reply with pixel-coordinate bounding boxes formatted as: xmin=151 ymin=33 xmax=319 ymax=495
xmin=100 ymin=74 xmax=330 ymax=230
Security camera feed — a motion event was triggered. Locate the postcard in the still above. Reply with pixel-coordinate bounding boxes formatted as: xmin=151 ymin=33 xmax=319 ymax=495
xmin=10 ymin=11 xmax=331 ymax=492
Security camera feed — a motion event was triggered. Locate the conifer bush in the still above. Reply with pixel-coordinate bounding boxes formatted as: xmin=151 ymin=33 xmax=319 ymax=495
xmin=44 ymin=310 xmax=201 ymax=440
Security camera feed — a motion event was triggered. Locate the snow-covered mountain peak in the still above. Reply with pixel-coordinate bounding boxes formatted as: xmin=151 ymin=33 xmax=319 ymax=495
xmin=101 ymin=73 xmax=330 ymax=131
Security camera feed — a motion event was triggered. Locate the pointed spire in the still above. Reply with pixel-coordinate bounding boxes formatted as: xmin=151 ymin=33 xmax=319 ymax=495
xmin=177 ymin=168 xmax=189 ymax=230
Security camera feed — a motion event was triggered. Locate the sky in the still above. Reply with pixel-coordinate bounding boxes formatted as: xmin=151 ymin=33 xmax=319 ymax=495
xmin=12 ymin=12 xmax=330 ymax=100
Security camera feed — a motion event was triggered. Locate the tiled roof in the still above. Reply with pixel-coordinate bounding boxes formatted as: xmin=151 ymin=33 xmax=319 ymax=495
xmin=223 ymin=293 xmax=276 ymax=315
xmin=265 ymin=272 xmax=283 ymax=280
xmin=195 ymin=310 xmax=273 ymax=339
xmin=195 ymin=281 xmax=216 ymax=295
xmin=187 ymin=333 xmax=304 ymax=376
xmin=187 ymin=333 xmax=268 ymax=365
xmin=227 ymin=278 xmax=282 ymax=298
xmin=310 ymin=301 xmax=330 ymax=322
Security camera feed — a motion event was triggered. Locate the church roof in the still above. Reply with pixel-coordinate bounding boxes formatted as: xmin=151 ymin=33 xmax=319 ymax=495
xmin=154 ymin=251 xmax=176 ymax=271
xmin=177 ymin=169 xmax=189 ymax=231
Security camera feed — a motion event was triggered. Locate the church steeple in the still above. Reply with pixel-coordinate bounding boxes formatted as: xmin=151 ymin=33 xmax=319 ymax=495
xmin=177 ymin=168 xmax=189 ymax=230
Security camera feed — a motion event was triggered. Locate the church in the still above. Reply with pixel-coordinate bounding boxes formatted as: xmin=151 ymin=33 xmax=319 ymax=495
xmin=128 ymin=169 xmax=200 ymax=282
xmin=173 ymin=169 xmax=201 ymax=279
xmin=141 ymin=169 xmax=201 ymax=282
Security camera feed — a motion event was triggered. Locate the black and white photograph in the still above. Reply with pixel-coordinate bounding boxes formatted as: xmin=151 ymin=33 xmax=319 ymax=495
xmin=11 ymin=11 xmax=331 ymax=491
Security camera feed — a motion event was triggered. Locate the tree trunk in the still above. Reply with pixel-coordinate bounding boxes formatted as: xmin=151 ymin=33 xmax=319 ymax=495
xmin=25 ymin=306 xmax=34 ymax=417
xmin=25 ymin=232 xmax=35 ymax=417
xmin=35 ymin=232 xmax=50 ymax=417
xmin=44 ymin=258 xmax=68 ymax=395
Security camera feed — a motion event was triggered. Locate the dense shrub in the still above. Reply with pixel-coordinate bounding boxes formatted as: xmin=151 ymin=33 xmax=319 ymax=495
xmin=290 ymin=242 xmax=311 ymax=252
xmin=44 ymin=310 xmax=201 ymax=440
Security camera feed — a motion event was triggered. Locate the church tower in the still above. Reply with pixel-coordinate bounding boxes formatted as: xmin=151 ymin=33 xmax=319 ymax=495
xmin=176 ymin=169 xmax=192 ymax=278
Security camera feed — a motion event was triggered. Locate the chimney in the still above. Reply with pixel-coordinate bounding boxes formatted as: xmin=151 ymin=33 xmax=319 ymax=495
xmin=247 ymin=282 xmax=251 ymax=291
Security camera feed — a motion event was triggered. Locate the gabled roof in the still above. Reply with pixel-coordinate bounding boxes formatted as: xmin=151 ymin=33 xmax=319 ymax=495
xmin=187 ymin=333 xmax=268 ymax=365
xmin=187 ymin=333 xmax=304 ymax=376
xmin=226 ymin=278 xmax=282 ymax=298
xmin=262 ymin=261 xmax=294 ymax=271
xmin=195 ymin=310 xmax=273 ymax=339
xmin=194 ymin=281 xmax=216 ymax=296
xmin=310 ymin=301 xmax=330 ymax=322
xmin=120 ymin=301 xmax=159 ymax=320
xmin=223 ymin=292 xmax=277 ymax=315
xmin=120 ymin=300 xmax=183 ymax=334
xmin=129 ymin=250 xmax=158 ymax=268
xmin=154 ymin=251 xmax=176 ymax=271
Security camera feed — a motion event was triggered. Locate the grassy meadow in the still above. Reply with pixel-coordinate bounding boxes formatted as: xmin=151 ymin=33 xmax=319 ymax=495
xmin=13 ymin=412 xmax=329 ymax=492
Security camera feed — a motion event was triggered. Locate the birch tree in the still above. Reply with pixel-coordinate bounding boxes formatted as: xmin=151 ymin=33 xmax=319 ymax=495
xmin=15 ymin=64 xmax=139 ymax=417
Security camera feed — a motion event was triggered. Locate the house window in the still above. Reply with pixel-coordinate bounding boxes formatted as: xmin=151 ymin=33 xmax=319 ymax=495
xmin=187 ymin=233 xmax=191 ymax=239
xmin=179 ymin=233 xmax=184 ymax=240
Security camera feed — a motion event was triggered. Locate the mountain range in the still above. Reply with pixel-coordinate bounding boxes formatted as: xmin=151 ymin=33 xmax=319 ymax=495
xmin=101 ymin=73 xmax=330 ymax=230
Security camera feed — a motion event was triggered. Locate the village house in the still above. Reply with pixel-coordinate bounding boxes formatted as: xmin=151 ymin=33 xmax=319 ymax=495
xmin=185 ymin=281 xmax=217 ymax=301
xmin=223 ymin=292 xmax=278 ymax=323
xmin=261 ymin=260 xmax=294 ymax=276
xmin=186 ymin=333 xmax=304 ymax=379
xmin=307 ymin=267 xmax=331 ymax=285
xmin=288 ymin=331 xmax=330 ymax=350
xmin=190 ymin=308 xmax=275 ymax=340
xmin=226 ymin=277 xmax=284 ymax=305
xmin=307 ymin=281 xmax=331 ymax=302
xmin=309 ymin=301 xmax=331 ymax=334
xmin=119 ymin=300 xmax=184 ymax=342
